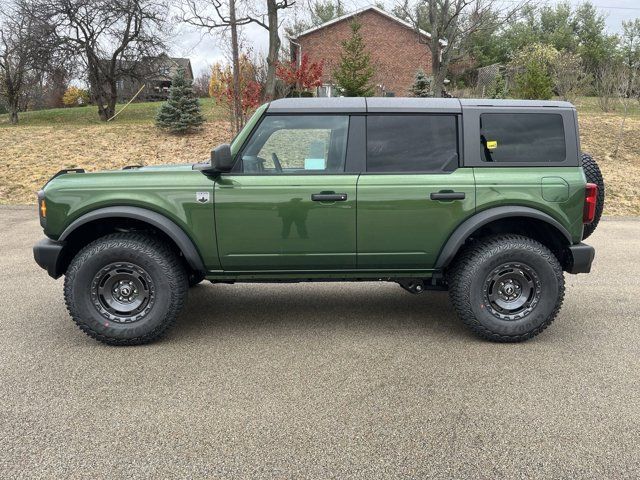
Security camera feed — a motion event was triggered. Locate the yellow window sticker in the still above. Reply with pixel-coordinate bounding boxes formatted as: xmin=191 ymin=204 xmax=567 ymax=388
xmin=486 ymin=140 xmax=498 ymax=149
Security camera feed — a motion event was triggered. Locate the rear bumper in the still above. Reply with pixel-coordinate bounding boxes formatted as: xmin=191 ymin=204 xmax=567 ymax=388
xmin=566 ymin=242 xmax=595 ymax=274
xmin=33 ymin=238 xmax=65 ymax=279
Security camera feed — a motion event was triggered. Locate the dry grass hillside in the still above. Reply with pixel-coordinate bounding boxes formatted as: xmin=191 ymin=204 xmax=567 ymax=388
xmin=0 ymin=122 xmax=231 ymax=203
xmin=577 ymin=115 xmax=639 ymax=216
xmin=0 ymin=97 xmax=638 ymax=215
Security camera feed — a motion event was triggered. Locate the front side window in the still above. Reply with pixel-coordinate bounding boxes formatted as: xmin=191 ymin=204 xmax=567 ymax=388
xmin=366 ymin=115 xmax=459 ymax=173
xmin=480 ymin=113 xmax=566 ymax=163
xmin=239 ymin=115 xmax=349 ymax=174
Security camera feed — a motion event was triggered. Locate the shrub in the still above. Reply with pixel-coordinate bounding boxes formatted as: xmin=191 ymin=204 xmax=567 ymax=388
xmin=510 ymin=44 xmax=559 ymax=100
xmin=276 ymin=54 xmax=323 ymax=97
xmin=208 ymin=55 xmax=263 ymax=130
xmin=486 ymin=72 xmax=508 ymax=99
xmin=410 ymin=69 xmax=433 ymax=97
xmin=62 ymin=87 xmax=89 ymax=107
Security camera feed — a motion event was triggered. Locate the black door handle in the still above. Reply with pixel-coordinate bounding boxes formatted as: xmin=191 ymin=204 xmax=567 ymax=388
xmin=430 ymin=192 xmax=466 ymax=201
xmin=311 ymin=193 xmax=348 ymax=202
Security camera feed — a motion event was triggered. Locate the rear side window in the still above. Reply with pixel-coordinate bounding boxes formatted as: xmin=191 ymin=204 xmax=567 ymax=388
xmin=366 ymin=115 xmax=458 ymax=172
xmin=480 ymin=113 xmax=566 ymax=163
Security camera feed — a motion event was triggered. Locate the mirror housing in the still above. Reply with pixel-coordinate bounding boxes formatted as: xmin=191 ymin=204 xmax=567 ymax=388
xmin=194 ymin=143 xmax=234 ymax=174
xmin=211 ymin=143 xmax=234 ymax=172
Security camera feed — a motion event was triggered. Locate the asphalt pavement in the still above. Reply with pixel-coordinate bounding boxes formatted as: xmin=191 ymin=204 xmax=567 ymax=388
xmin=1 ymin=206 xmax=639 ymax=479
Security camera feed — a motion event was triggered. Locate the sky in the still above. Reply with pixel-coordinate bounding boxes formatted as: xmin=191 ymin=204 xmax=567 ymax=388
xmin=169 ymin=0 xmax=640 ymax=77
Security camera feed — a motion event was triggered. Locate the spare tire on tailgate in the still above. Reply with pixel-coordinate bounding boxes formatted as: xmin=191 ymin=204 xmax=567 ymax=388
xmin=581 ymin=153 xmax=605 ymax=240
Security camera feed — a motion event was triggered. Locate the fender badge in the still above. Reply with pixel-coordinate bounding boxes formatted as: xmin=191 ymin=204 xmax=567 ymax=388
xmin=196 ymin=191 xmax=210 ymax=203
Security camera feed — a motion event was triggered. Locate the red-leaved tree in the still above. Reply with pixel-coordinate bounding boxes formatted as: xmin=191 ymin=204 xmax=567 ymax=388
xmin=276 ymin=54 xmax=323 ymax=96
xmin=240 ymin=80 xmax=262 ymax=114
xmin=210 ymin=56 xmax=263 ymax=132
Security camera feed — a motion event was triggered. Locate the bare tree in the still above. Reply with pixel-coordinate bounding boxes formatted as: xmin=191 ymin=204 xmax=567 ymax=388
xmin=35 ymin=0 xmax=168 ymax=121
xmin=396 ymin=0 xmax=526 ymax=97
xmin=38 ymin=65 xmax=74 ymax=109
xmin=192 ymin=69 xmax=212 ymax=97
xmin=595 ymin=61 xmax=620 ymax=113
xmin=286 ymin=0 xmax=346 ymax=38
xmin=621 ymin=18 xmax=640 ymax=104
xmin=614 ymin=64 xmax=637 ymax=158
xmin=0 ymin=0 xmax=58 ymax=124
xmin=182 ymin=0 xmax=246 ymax=132
xmin=553 ymin=52 xmax=589 ymax=103
xmin=183 ymin=0 xmax=294 ymax=104
xmin=261 ymin=0 xmax=295 ymax=100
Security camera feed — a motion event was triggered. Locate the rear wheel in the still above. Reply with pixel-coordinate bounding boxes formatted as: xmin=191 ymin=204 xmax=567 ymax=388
xmin=581 ymin=153 xmax=604 ymax=239
xmin=64 ymin=233 xmax=188 ymax=345
xmin=447 ymin=235 xmax=564 ymax=342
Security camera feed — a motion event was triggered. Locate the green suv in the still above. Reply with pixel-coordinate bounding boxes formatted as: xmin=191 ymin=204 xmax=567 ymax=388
xmin=33 ymin=98 xmax=604 ymax=345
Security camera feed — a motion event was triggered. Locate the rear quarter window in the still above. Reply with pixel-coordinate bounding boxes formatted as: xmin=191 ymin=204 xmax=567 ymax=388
xmin=480 ymin=113 xmax=566 ymax=163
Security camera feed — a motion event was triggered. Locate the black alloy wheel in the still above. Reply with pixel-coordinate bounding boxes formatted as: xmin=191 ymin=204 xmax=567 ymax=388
xmin=91 ymin=262 xmax=155 ymax=323
xmin=483 ymin=262 xmax=541 ymax=321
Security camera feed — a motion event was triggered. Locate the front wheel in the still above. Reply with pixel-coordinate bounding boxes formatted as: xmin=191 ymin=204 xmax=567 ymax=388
xmin=447 ymin=235 xmax=565 ymax=342
xmin=64 ymin=233 xmax=188 ymax=345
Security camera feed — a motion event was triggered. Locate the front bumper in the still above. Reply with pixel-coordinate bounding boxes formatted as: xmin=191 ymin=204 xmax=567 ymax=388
xmin=566 ymin=242 xmax=595 ymax=274
xmin=33 ymin=238 xmax=65 ymax=279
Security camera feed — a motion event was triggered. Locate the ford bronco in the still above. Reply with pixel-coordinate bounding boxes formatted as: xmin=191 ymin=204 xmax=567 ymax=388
xmin=33 ymin=98 xmax=604 ymax=345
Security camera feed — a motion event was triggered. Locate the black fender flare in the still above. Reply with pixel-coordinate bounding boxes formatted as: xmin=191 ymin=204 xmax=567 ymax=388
xmin=59 ymin=206 xmax=206 ymax=273
xmin=434 ymin=206 xmax=573 ymax=269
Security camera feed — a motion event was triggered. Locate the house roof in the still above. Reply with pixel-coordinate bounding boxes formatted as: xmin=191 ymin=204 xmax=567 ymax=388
xmin=291 ymin=6 xmax=445 ymax=45
xmin=150 ymin=55 xmax=193 ymax=78
xmin=171 ymin=57 xmax=193 ymax=75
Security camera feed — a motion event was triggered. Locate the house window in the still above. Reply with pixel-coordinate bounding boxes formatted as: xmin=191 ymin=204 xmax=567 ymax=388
xmin=159 ymin=66 xmax=170 ymax=76
xmin=116 ymin=79 xmax=124 ymax=91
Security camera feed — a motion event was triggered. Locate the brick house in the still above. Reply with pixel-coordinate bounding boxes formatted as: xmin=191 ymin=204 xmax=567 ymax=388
xmin=289 ymin=6 xmax=441 ymax=97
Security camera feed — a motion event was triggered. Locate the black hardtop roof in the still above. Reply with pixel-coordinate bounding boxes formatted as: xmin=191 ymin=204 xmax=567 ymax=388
xmin=266 ymin=97 xmax=575 ymax=114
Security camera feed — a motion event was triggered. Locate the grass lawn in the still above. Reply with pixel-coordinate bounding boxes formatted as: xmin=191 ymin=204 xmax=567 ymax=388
xmin=572 ymin=96 xmax=640 ymax=117
xmin=0 ymin=97 xmax=226 ymax=127
xmin=0 ymin=96 xmax=638 ymax=215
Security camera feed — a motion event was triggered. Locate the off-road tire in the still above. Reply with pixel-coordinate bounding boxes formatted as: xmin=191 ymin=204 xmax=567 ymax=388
xmin=581 ymin=152 xmax=604 ymax=240
xmin=64 ymin=233 xmax=188 ymax=346
xmin=447 ymin=235 xmax=564 ymax=342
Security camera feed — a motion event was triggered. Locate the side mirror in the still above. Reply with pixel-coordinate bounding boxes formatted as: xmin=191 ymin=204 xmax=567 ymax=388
xmin=211 ymin=143 xmax=234 ymax=172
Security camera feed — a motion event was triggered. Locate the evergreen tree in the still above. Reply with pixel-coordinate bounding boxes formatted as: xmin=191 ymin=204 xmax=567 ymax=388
xmin=486 ymin=71 xmax=508 ymax=99
xmin=514 ymin=60 xmax=554 ymax=100
xmin=510 ymin=43 xmax=557 ymax=100
xmin=156 ymin=67 xmax=205 ymax=134
xmin=333 ymin=20 xmax=375 ymax=97
xmin=410 ymin=69 xmax=433 ymax=97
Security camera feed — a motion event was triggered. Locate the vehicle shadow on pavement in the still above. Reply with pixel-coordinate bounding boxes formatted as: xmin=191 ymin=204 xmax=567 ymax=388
xmin=172 ymin=282 xmax=472 ymax=342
